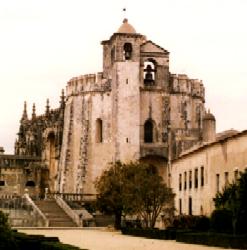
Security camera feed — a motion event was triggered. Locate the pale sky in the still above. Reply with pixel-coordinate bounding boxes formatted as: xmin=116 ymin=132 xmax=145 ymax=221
xmin=0 ymin=0 xmax=247 ymax=153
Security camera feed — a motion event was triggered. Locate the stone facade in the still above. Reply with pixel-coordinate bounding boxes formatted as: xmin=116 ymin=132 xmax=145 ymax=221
xmin=14 ymin=91 xmax=65 ymax=192
xmin=171 ymin=130 xmax=247 ymax=216
xmin=2 ymin=19 xmax=215 ymax=198
xmin=57 ymin=19 xmax=208 ymax=194
xmin=0 ymin=154 xmax=44 ymax=197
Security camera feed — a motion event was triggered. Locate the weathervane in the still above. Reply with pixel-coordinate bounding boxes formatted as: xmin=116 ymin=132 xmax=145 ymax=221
xmin=122 ymin=7 xmax=127 ymax=20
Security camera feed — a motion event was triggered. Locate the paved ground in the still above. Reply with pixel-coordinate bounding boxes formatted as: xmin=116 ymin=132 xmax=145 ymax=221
xmin=18 ymin=228 xmax=234 ymax=250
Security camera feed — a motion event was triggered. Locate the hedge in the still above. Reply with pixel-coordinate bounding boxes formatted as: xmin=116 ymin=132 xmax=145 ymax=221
xmin=176 ymin=231 xmax=247 ymax=249
xmin=12 ymin=232 xmax=87 ymax=250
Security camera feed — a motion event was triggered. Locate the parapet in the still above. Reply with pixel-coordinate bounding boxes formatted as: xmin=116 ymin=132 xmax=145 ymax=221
xmin=170 ymin=74 xmax=205 ymax=100
xmin=66 ymin=72 xmax=110 ymax=97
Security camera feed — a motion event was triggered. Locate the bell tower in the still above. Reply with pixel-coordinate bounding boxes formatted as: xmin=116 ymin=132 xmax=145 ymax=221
xmin=101 ymin=19 xmax=146 ymax=162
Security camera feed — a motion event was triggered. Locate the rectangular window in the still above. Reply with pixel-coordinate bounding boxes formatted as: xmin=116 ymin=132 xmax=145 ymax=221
xmin=216 ymin=174 xmax=220 ymax=192
xmin=179 ymin=199 xmax=182 ymax=215
xmin=189 ymin=197 xmax=192 ymax=215
xmin=194 ymin=168 xmax=198 ymax=188
xmin=0 ymin=180 xmax=5 ymax=186
xmin=184 ymin=172 xmax=187 ymax=190
xmin=189 ymin=170 xmax=192 ymax=189
xmin=224 ymin=172 xmax=229 ymax=186
xmin=179 ymin=174 xmax=182 ymax=191
xmin=201 ymin=166 xmax=204 ymax=186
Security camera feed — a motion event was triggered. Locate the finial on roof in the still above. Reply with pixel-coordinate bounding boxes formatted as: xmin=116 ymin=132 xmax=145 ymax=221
xmin=22 ymin=101 xmax=28 ymax=121
xmin=46 ymin=98 xmax=50 ymax=115
xmin=60 ymin=89 xmax=65 ymax=108
xmin=32 ymin=103 xmax=36 ymax=119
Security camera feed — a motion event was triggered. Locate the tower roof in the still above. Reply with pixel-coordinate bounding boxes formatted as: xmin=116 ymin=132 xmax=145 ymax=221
xmin=203 ymin=110 xmax=216 ymax=121
xmin=117 ymin=19 xmax=136 ymax=34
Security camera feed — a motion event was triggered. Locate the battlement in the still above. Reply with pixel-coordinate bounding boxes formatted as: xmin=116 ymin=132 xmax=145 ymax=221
xmin=170 ymin=74 xmax=205 ymax=100
xmin=66 ymin=72 xmax=110 ymax=97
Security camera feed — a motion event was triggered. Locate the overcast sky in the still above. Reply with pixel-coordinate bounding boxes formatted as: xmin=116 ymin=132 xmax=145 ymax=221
xmin=0 ymin=0 xmax=247 ymax=153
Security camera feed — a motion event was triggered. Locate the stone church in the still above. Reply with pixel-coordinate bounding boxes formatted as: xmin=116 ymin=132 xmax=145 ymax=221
xmin=12 ymin=19 xmax=215 ymax=196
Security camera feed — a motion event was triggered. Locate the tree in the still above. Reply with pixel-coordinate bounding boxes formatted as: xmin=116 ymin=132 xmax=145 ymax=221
xmin=95 ymin=161 xmax=175 ymax=229
xmin=95 ymin=161 xmax=126 ymax=229
xmin=213 ymin=169 xmax=247 ymax=234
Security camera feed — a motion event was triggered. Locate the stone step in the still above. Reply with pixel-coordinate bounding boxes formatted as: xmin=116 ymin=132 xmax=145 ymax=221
xmin=34 ymin=199 xmax=77 ymax=227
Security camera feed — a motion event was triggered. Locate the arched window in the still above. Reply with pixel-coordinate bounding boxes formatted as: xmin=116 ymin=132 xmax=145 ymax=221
xmin=96 ymin=118 xmax=103 ymax=143
xmin=144 ymin=119 xmax=153 ymax=143
xmin=25 ymin=181 xmax=35 ymax=187
xmin=111 ymin=46 xmax=115 ymax=64
xmin=144 ymin=60 xmax=156 ymax=86
xmin=123 ymin=43 xmax=132 ymax=60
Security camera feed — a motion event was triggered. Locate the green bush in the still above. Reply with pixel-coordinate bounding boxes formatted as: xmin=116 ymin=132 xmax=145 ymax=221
xmin=210 ymin=209 xmax=233 ymax=233
xmin=172 ymin=215 xmax=210 ymax=231
xmin=176 ymin=232 xmax=247 ymax=249
xmin=0 ymin=211 xmax=18 ymax=250
xmin=121 ymin=227 xmax=176 ymax=240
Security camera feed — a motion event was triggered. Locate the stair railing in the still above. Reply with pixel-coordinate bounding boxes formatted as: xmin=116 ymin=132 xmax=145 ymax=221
xmin=54 ymin=195 xmax=82 ymax=227
xmin=23 ymin=193 xmax=49 ymax=227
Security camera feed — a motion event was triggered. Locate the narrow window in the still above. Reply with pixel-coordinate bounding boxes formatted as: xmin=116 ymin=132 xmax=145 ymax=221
xmin=224 ymin=172 xmax=229 ymax=186
xmin=194 ymin=168 xmax=198 ymax=188
xmin=96 ymin=118 xmax=103 ymax=143
xmin=179 ymin=199 xmax=182 ymax=215
xmin=126 ymin=138 xmax=128 ymax=143
xmin=0 ymin=180 xmax=5 ymax=186
xmin=189 ymin=197 xmax=192 ymax=215
xmin=111 ymin=47 xmax=115 ymax=64
xmin=25 ymin=181 xmax=35 ymax=187
xmin=126 ymin=79 xmax=128 ymax=84
xmin=216 ymin=174 xmax=220 ymax=192
xmin=144 ymin=60 xmax=156 ymax=86
xmin=201 ymin=166 xmax=204 ymax=186
xmin=144 ymin=119 xmax=153 ymax=143
xmin=189 ymin=170 xmax=192 ymax=189
xmin=179 ymin=174 xmax=182 ymax=191
xmin=123 ymin=43 xmax=132 ymax=60
xmin=184 ymin=172 xmax=187 ymax=190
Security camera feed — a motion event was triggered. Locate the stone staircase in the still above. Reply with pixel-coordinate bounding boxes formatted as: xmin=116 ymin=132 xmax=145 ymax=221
xmin=35 ymin=199 xmax=77 ymax=227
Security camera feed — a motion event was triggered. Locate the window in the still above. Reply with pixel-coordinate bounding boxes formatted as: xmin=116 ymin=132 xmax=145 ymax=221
xmin=179 ymin=199 xmax=182 ymax=215
xmin=201 ymin=166 xmax=204 ymax=186
xmin=194 ymin=168 xmax=198 ymax=188
xmin=0 ymin=180 xmax=5 ymax=186
xmin=25 ymin=181 xmax=35 ymax=187
xmin=216 ymin=174 xmax=220 ymax=192
xmin=189 ymin=197 xmax=192 ymax=215
xmin=144 ymin=60 xmax=156 ymax=86
xmin=144 ymin=119 xmax=153 ymax=143
xmin=111 ymin=47 xmax=115 ymax=64
xmin=184 ymin=172 xmax=187 ymax=190
xmin=123 ymin=43 xmax=132 ymax=60
xmin=179 ymin=174 xmax=182 ymax=191
xmin=96 ymin=119 xmax=103 ymax=143
xmin=189 ymin=170 xmax=192 ymax=189
xmin=224 ymin=172 xmax=229 ymax=186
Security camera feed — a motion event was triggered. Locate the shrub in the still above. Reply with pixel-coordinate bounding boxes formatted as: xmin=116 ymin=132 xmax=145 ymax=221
xmin=210 ymin=209 xmax=233 ymax=234
xmin=172 ymin=215 xmax=210 ymax=231
xmin=0 ymin=211 xmax=18 ymax=250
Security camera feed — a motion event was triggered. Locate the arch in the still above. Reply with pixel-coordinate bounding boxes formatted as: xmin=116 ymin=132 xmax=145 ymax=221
xmin=25 ymin=180 xmax=35 ymax=187
xmin=144 ymin=59 xmax=156 ymax=86
xmin=144 ymin=119 xmax=154 ymax=143
xmin=96 ymin=118 xmax=103 ymax=143
xmin=123 ymin=43 xmax=132 ymax=60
